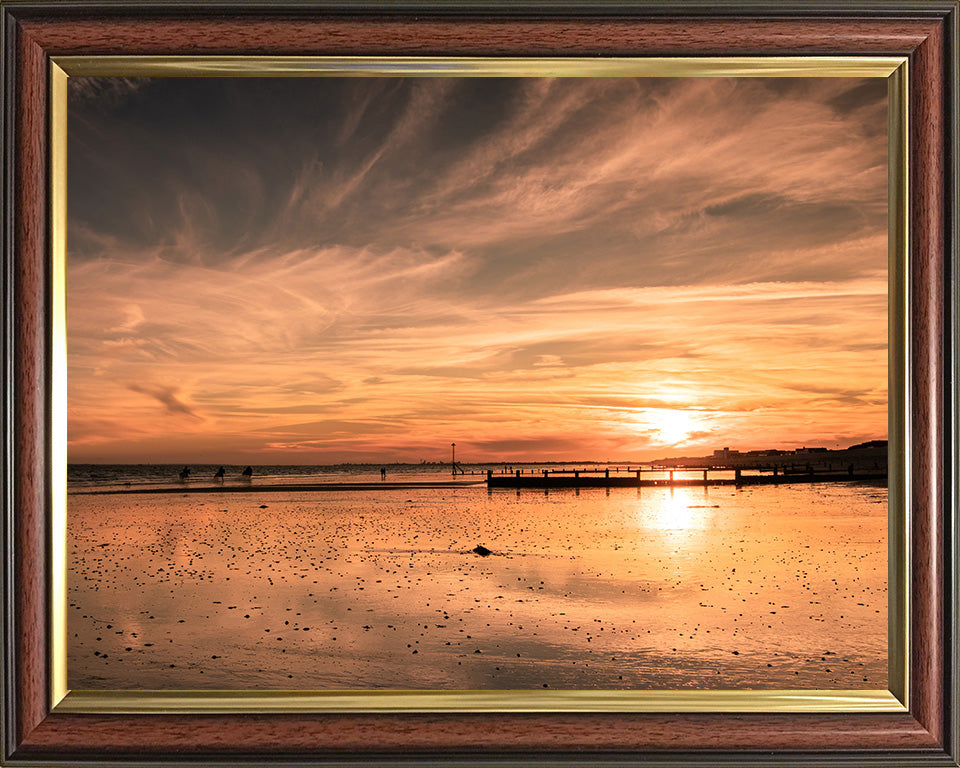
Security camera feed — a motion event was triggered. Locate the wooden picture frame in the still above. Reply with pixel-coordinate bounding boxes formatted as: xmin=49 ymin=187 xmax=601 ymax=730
xmin=1 ymin=2 xmax=957 ymax=765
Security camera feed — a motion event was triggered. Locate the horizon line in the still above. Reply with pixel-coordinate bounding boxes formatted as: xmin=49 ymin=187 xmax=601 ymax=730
xmin=68 ymin=439 xmax=888 ymax=467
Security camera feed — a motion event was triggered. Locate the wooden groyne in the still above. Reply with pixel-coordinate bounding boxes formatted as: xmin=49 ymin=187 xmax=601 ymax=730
xmin=485 ymin=467 xmax=887 ymax=489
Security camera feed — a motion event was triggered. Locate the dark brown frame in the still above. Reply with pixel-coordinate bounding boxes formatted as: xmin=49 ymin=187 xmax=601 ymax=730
xmin=2 ymin=2 xmax=957 ymax=765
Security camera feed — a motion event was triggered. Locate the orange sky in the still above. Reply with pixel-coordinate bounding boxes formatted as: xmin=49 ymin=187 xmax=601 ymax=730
xmin=66 ymin=76 xmax=888 ymax=464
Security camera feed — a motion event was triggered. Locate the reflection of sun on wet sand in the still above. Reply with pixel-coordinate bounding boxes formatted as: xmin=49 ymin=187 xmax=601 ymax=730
xmin=67 ymin=483 xmax=887 ymax=691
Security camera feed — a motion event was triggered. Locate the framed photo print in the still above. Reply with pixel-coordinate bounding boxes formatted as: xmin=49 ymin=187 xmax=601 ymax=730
xmin=1 ymin=2 xmax=957 ymax=766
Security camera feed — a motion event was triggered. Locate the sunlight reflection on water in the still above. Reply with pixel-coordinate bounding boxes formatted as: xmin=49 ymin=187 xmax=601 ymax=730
xmin=643 ymin=487 xmax=716 ymax=531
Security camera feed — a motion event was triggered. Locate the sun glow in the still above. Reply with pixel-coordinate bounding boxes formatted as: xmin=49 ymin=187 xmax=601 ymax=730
xmin=649 ymin=409 xmax=698 ymax=445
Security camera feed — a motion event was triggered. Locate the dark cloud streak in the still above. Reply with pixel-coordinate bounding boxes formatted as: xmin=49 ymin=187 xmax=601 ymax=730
xmin=127 ymin=383 xmax=203 ymax=421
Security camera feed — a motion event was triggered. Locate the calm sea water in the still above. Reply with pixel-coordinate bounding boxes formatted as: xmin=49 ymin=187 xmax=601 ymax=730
xmin=69 ymin=462 xmax=760 ymax=491
xmin=67 ymin=470 xmax=887 ymax=691
xmin=69 ymin=462 xmax=472 ymax=489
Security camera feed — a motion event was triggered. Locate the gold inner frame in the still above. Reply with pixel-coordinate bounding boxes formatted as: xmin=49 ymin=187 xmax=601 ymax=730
xmin=49 ymin=55 xmax=910 ymax=714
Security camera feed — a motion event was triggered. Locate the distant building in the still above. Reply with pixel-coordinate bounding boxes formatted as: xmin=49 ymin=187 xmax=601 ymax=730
xmin=713 ymin=447 xmax=740 ymax=460
xmin=848 ymin=439 xmax=888 ymax=450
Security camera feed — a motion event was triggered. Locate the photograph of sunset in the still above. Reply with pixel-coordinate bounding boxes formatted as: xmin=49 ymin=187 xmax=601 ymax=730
xmin=67 ymin=74 xmax=889 ymax=691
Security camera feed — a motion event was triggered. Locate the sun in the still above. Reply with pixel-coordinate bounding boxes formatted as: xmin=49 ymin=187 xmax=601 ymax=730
xmin=649 ymin=409 xmax=697 ymax=445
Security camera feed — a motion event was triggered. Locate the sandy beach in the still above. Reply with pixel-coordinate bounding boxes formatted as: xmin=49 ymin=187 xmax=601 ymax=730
xmin=68 ymin=481 xmax=887 ymax=690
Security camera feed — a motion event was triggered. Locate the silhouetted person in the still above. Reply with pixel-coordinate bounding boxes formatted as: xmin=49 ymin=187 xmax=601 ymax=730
xmin=241 ymin=466 xmax=253 ymax=479
xmin=179 ymin=466 xmax=190 ymax=481
xmin=214 ymin=466 xmax=225 ymax=481
xmin=380 ymin=468 xmax=386 ymax=480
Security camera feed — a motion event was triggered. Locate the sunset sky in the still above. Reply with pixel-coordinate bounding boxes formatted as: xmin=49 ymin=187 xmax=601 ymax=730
xmin=67 ymin=76 xmax=888 ymax=464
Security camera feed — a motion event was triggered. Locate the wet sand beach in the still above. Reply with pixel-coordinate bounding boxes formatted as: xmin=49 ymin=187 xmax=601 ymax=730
xmin=68 ymin=482 xmax=887 ymax=690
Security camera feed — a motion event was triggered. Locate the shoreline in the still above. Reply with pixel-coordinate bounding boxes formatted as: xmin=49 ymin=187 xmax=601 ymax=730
xmin=70 ymin=480 xmax=487 ymax=495
xmin=70 ymin=473 xmax=887 ymax=496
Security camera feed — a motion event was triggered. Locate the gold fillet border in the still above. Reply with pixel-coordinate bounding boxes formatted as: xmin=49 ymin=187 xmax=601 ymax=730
xmin=49 ymin=56 xmax=910 ymax=715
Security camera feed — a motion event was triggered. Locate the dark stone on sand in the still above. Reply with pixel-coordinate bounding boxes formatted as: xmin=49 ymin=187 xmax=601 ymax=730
xmin=472 ymin=545 xmax=492 ymax=557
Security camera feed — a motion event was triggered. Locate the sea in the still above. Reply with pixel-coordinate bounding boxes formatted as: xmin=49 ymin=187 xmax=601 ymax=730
xmin=68 ymin=462 xmax=763 ymax=491
xmin=66 ymin=464 xmax=888 ymax=691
